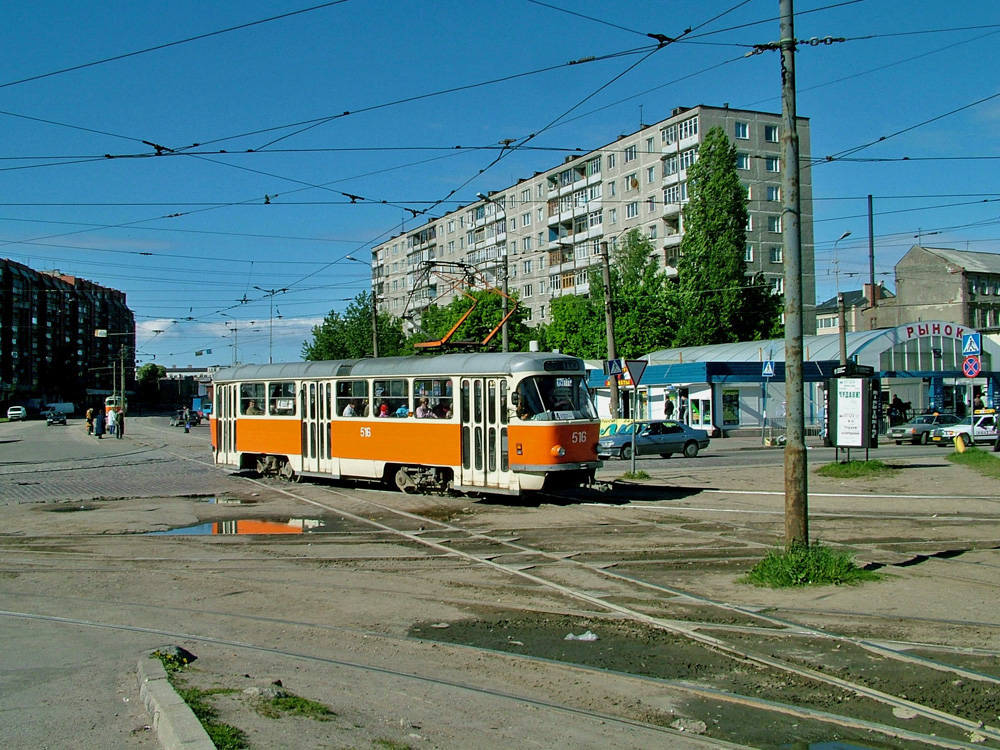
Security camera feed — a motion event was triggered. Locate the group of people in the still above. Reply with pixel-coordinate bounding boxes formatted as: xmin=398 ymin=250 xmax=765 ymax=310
xmin=343 ymin=398 xmax=451 ymax=419
xmin=85 ymin=406 xmax=125 ymax=439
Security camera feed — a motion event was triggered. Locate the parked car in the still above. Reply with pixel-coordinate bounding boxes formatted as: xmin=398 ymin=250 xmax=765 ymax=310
xmin=931 ymin=411 xmax=998 ymax=446
xmin=6 ymin=406 xmax=27 ymax=421
xmin=45 ymin=410 xmax=67 ymax=426
xmin=598 ymin=420 xmax=710 ymax=460
xmin=887 ymin=413 xmax=960 ymax=445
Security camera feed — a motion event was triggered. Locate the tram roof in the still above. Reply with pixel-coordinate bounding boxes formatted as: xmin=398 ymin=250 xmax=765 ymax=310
xmin=211 ymin=351 xmax=585 ymax=382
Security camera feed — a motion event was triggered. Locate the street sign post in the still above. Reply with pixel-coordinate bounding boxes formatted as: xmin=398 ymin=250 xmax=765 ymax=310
xmin=963 ymin=355 xmax=981 ymax=379
xmin=962 ymin=332 xmax=982 ymax=357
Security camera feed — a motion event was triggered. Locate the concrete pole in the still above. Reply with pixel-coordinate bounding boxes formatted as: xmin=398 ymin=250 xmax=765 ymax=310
xmin=371 ymin=270 xmax=380 ymax=359
xmin=779 ymin=0 xmax=808 ymax=547
xmin=868 ymin=194 xmax=877 ymax=319
xmin=600 ymin=242 xmax=620 ymax=419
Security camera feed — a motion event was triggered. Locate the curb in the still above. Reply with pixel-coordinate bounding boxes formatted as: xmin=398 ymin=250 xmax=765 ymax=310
xmin=136 ymin=655 xmax=215 ymax=750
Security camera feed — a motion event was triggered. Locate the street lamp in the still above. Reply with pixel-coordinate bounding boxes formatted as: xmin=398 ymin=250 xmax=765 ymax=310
xmin=476 ymin=192 xmax=509 ymax=352
xmin=345 ymin=256 xmax=379 ymax=358
xmin=834 ymin=231 xmax=852 ymax=365
xmin=253 ymin=286 xmax=285 ymax=364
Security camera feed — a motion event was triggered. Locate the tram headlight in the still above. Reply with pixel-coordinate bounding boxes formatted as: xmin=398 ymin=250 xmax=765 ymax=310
xmin=550 ymin=445 xmax=566 ymax=457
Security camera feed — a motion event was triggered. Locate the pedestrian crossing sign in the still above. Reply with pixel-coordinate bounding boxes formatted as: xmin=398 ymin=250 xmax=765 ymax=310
xmin=962 ymin=332 xmax=981 ymax=356
xmin=762 ymin=360 xmax=776 ymax=378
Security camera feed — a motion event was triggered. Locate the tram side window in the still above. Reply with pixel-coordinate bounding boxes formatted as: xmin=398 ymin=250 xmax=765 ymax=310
xmin=240 ymin=383 xmax=265 ymax=415
xmin=413 ymin=378 xmax=454 ymax=419
xmin=373 ymin=379 xmax=409 ymax=417
xmin=268 ymin=382 xmax=296 ymax=415
xmin=336 ymin=380 xmax=369 ymax=417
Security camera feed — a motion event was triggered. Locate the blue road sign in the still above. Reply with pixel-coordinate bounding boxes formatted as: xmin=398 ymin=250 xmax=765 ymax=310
xmin=606 ymin=359 xmax=623 ymax=376
xmin=962 ymin=332 xmax=981 ymax=356
xmin=762 ymin=360 xmax=775 ymax=378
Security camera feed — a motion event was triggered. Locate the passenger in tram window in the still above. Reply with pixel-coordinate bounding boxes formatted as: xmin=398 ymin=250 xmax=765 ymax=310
xmin=394 ymin=403 xmax=410 ymax=417
xmin=246 ymin=400 xmax=264 ymax=415
xmin=377 ymin=402 xmax=389 ymax=417
xmin=342 ymin=399 xmax=358 ymax=417
xmin=416 ymin=398 xmax=436 ymax=419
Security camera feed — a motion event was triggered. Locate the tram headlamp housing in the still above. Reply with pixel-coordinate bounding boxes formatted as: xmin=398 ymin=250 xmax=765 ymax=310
xmin=550 ymin=445 xmax=566 ymax=457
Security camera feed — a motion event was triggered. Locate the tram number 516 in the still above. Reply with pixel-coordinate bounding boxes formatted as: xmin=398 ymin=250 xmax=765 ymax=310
xmin=570 ymin=431 xmax=588 ymax=444
xmin=360 ymin=426 xmax=372 ymax=438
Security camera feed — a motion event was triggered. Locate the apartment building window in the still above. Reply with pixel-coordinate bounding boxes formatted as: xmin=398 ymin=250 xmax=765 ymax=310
xmin=768 ymin=215 xmax=782 ymax=233
xmin=624 ymin=144 xmax=637 ymax=162
xmin=663 ymin=154 xmax=678 ymax=176
xmin=746 ymin=215 xmax=753 ymax=231
xmin=647 ymin=166 xmax=656 ymax=184
xmin=679 ymin=148 xmax=698 ymax=170
xmin=522 ymin=237 xmax=532 ymax=252
xmin=539 ymin=305 xmax=545 ymax=319
xmin=537 ymin=208 xmax=544 ymax=223
xmin=538 ymin=232 xmax=544 ymax=247
xmin=765 ymin=156 xmax=780 ymax=172
xmin=769 ymin=246 xmax=783 ymax=263
xmin=522 ymin=284 xmax=533 ymax=298
xmin=646 ymin=137 xmax=655 ymax=153
xmin=736 ymin=153 xmax=750 ymax=170
xmin=608 ymin=208 xmax=618 ymax=224
xmin=624 ymin=173 xmax=638 ymax=191
xmin=626 ymin=202 xmax=639 ymax=219
xmin=447 ymin=220 xmax=455 ymax=233
xmin=647 ymin=224 xmax=658 ymax=239
xmin=678 ymin=116 xmax=698 ymax=139
xmin=446 ymin=242 xmax=454 ymax=255
xmin=537 ymin=183 xmax=545 ymax=198
xmin=772 ymin=277 xmax=785 ymax=294
xmin=661 ymin=124 xmax=677 ymax=144
xmin=766 ymin=185 xmax=781 ymax=202
xmin=606 ymin=153 xmax=616 ymax=169
xmin=521 ymin=212 xmax=531 ymax=228
xmin=664 ymin=183 xmax=686 ymax=204
xmin=539 ymin=279 xmax=547 ymax=294
xmin=589 ymin=183 xmax=602 ymax=200
xmin=647 ymin=196 xmax=656 ymax=213
xmin=587 ymin=156 xmax=601 ymax=176
xmin=537 ymin=255 xmax=545 ymax=270
xmin=607 ymin=180 xmax=616 ymax=196
xmin=743 ymin=183 xmax=751 ymax=199
xmin=588 ymin=210 xmax=602 ymax=227
xmin=575 ymin=269 xmax=588 ymax=286
xmin=735 ymin=121 xmax=749 ymax=139
xmin=745 ymin=245 xmax=754 ymax=262
xmin=550 ymin=273 xmax=560 ymax=289
xmin=764 ymin=124 xmax=779 ymax=143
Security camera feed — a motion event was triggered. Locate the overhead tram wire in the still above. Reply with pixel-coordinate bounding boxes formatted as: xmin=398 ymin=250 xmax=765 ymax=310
xmin=0 ymin=0 xmax=353 ymax=91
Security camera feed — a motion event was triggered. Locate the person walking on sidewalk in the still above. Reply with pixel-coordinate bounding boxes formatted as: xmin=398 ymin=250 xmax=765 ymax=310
xmin=107 ymin=407 xmax=118 ymax=437
xmin=93 ymin=410 xmax=106 ymax=439
xmin=115 ymin=408 xmax=125 ymax=439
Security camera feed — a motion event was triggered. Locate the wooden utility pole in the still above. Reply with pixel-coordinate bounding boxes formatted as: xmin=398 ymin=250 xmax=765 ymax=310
xmin=780 ymin=0 xmax=809 ymax=546
xmin=600 ymin=242 xmax=620 ymax=419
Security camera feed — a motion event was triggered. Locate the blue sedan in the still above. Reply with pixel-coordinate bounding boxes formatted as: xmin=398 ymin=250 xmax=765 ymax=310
xmin=598 ymin=420 xmax=711 ymax=460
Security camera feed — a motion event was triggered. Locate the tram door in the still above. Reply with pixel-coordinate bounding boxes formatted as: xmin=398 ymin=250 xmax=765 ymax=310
xmin=460 ymin=378 xmax=509 ymax=490
xmin=300 ymin=382 xmax=321 ymax=475
xmin=215 ymin=383 xmax=239 ymax=467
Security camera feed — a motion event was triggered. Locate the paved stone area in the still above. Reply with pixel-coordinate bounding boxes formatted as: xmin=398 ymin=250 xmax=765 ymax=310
xmin=0 ymin=417 xmax=236 ymax=504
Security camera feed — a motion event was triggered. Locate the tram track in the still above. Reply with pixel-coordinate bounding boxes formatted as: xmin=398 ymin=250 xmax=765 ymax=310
xmin=196 ymin=474 xmax=1000 ymax=747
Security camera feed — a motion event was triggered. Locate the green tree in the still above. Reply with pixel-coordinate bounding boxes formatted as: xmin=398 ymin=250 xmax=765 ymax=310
xmin=675 ymin=126 xmax=781 ymax=346
xmin=545 ymin=230 xmax=674 ymax=359
xmin=302 ymin=291 xmax=407 ymax=360
xmin=137 ymin=363 xmax=166 ymax=383
xmin=412 ymin=290 xmax=532 ymax=351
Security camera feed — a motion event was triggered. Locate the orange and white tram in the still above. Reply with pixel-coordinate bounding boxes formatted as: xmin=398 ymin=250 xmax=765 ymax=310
xmin=210 ymin=352 xmax=602 ymax=494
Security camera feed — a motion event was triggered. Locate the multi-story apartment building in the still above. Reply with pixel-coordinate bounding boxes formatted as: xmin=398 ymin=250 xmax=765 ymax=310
xmin=0 ymin=258 xmax=135 ymax=407
xmin=372 ymin=105 xmax=814 ymax=337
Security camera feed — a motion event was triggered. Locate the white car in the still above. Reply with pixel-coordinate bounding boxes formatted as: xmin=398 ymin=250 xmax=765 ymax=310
xmin=931 ymin=412 xmax=997 ymax=446
xmin=6 ymin=406 xmax=27 ymax=421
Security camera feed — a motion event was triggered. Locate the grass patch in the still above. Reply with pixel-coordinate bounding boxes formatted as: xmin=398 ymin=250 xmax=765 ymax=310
xmin=374 ymin=740 xmax=414 ymax=750
xmin=815 ymin=459 xmax=898 ymax=479
xmin=173 ymin=685 xmax=248 ymax=750
xmin=947 ymin=445 xmax=1000 ymax=478
xmin=621 ymin=470 xmax=651 ymax=480
xmin=740 ymin=541 xmax=881 ymax=588
xmin=255 ymin=691 xmax=335 ymax=721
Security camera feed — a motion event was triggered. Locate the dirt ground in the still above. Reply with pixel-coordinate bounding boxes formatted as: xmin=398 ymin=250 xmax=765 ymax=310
xmin=4 ymin=439 xmax=1000 ymax=749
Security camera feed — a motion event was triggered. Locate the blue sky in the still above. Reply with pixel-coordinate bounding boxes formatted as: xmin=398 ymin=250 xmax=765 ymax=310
xmin=3 ymin=0 xmax=998 ymax=368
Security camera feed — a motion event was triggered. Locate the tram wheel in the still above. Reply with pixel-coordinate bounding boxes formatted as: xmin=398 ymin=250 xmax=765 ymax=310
xmin=279 ymin=460 xmax=297 ymax=482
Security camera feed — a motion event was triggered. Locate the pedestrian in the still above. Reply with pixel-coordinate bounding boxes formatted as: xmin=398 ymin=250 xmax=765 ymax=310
xmin=93 ymin=410 xmax=106 ymax=439
xmin=116 ymin=408 xmax=125 ymax=439
xmin=664 ymin=398 xmax=675 ymax=420
xmin=107 ymin=407 xmax=118 ymax=437
xmin=973 ymin=394 xmax=985 ymax=412
xmin=85 ymin=407 xmax=94 ymax=435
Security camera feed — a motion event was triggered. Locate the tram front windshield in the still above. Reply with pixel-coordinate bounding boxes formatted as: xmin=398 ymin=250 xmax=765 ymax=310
xmin=515 ymin=375 xmax=596 ymax=421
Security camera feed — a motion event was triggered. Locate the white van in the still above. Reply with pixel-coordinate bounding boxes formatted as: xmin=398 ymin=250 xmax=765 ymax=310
xmin=6 ymin=406 xmax=27 ymax=421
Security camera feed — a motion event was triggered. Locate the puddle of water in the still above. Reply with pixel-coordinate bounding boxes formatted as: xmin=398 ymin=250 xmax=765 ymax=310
xmin=199 ymin=497 xmax=259 ymax=505
xmin=147 ymin=518 xmax=333 ymax=535
xmin=48 ymin=505 xmax=97 ymax=513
